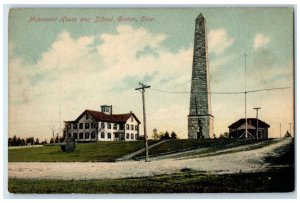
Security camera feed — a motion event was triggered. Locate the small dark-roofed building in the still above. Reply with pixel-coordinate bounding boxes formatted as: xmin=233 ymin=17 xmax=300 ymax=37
xmin=228 ymin=118 xmax=270 ymax=139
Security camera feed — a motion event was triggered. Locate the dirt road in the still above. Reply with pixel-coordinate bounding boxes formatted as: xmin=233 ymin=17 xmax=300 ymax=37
xmin=8 ymin=138 xmax=292 ymax=180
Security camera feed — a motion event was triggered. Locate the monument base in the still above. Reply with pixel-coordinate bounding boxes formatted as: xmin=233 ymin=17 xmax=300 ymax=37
xmin=188 ymin=114 xmax=214 ymax=139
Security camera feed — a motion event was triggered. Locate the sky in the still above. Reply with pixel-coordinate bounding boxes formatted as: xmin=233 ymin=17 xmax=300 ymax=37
xmin=8 ymin=8 xmax=294 ymax=140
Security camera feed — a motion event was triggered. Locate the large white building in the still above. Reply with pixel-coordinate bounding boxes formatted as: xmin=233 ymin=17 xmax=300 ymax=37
xmin=64 ymin=105 xmax=141 ymax=142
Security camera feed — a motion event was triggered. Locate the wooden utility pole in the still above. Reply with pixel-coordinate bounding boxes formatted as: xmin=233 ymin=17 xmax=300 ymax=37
xmin=280 ymin=123 xmax=281 ymax=138
xmin=135 ymin=82 xmax=151 ymax=162
xmin=253 ymin=107 xmax=261 ymax=139
xmin=244 ymin=53 xmax=248 ymax=139
xmin=289 ymin=123 xmax=293 ymax=137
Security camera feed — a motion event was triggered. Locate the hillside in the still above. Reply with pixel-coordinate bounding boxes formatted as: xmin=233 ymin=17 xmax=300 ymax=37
xmin=8 ymin=141 xmax=157 ymax=162
xmin=9 ymin=138 xmax=280 ymax=162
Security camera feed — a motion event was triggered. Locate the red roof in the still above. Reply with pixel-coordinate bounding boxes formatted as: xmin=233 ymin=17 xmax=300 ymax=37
xmin=69 ymin=109 xmax=141 ymax=124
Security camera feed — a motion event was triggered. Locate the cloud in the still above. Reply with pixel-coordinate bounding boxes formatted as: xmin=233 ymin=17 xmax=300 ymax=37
xmin=98 ymin=25 xmax=166 ymax=66
xmin=248 ymin=48 xmax=280 ymax=86
xmin=9 ymin=25 xmax=193 ymax=139
xmin=255 ymin=61 xmax=293 ymax=87
xmin=253 ymin=34 xmax=271 ymax=50
xmin=208 ymin=28 xmax=234 ymax=55
xmin=208 ymin=53 xmax=237 ymax=84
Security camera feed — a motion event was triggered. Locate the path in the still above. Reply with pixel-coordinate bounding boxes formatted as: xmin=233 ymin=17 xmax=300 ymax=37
xmin=141 ymin=139 xmax=275 ymax=161
xmin=8 ymin=138 xmax=292 ymax=180
xmin=8 ymin=145 xmax=44 ymax=149
xmin=115 ymin=139 xmax=170 ymax=161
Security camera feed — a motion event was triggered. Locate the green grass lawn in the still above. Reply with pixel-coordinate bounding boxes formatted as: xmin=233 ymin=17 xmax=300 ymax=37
xmin=8 ymin=139 xmax=294 ymax=193
xmin=9 ymin=139 xmax=278 ymax=162
xmin=8 ymin=167 xmax=294 ymax=193
xmin=8 ymin=141 xmax=157 ymax=162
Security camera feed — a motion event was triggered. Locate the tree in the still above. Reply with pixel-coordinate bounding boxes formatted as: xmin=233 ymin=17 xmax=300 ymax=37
xmin=161 ymin=131 xmax=171 ymax=140
xmin=8 ymin=137 xmax=12 ymax=146
xmin=35 ymin=138 xmax=40 ymax=145
xmin=50 ymin=137 xmax=54 ymax=144
xmin=21 ymin=138 xmax=25 ymax=146
xmin=60 ymin=133 xmax=66 ymax=142
xmin=12 ymin=135 xmax=17 ymax=146
xmin=16 ymin=137 xmax=22 ymax=146
xmin=26 ymin=137 xmax=34 ymax=145
xmin=284 ymin=131 xmax=291 ymax=138
xmin=219 ymin=132 xmax=229 ymax=139
xmin=171 ymin=131 xmax=177 ymax=139
xmin=165 ymin=131 xmax=170 ymax=139
xmin=152 ymin=128 xmax=160 ymax=140
xmin=158 ymin=132 xmax=164 ymax=139
xmin=55 ymin=135 xmax=59 ymax=143
xmin=41 ymin=139 xmax=48 ymax=145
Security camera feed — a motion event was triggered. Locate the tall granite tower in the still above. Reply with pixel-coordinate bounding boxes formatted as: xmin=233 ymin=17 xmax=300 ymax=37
xmin=188 ymin=13 xmax=214 ymax=139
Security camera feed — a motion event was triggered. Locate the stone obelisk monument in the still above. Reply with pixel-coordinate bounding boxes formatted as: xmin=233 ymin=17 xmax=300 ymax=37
xmin=188 ymin=13 xmax=214 ymax=139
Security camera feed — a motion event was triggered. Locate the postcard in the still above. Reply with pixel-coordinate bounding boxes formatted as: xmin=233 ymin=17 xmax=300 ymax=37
xmin=7 ymin=7 xmax=294 ymax=194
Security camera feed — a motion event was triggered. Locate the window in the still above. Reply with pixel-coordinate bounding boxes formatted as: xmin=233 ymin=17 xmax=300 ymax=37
xmin=119 ymin=124 xmax=124 ymax=130
xmin=91 ymin=123 xmax=95 ymax=129
xmin=68 ymin=133 xmax=71 ymax=138
xmin=73 ymin=133 xmax=77 ymax=139
xmin=73 ymin=123 xmax=77 ymax=129
xmin=107 ymin=123 xmax=111 ymax=129
xmin=85 ymin=132 xmax=90 ymax=139
xmin=126 ymin=124 xmax=129 ymax=130
xmin=108 ymin=133 xmax=111 ymax=139
xmin=115 ymin=133 xmax=119 ymax=138
xmin=135 ymin=125 xmax=138 ymax=131
xmin=126 ymin=133 xmax=129 ymax=139
xmin=86 ymin=114 xmax=89 ymax=120
xmin=135 ymin=134 xmax=138 ymax=139
xmin=85 ymin=123 xmax=90 ymax=129
xmin=67 ymin=124 xmax=71 ymax=130
xmin=131 ymin=125 xmax=134 ymax=130
xmin=101 ymin=122 xmax=105 ymax=129
xmin=101 ymin=132 xmax=105 ymax=139
xmin=79 ymin=133 xmax=83 ymax=139
xmin=113 ymin=123 xmax=117 ymax=130
xmin=91 ymin=132 xmax=96 ymax=139
xmin=79 ymin=123 xmax=83 ymax=129
xmin=131 ymin=116 xmax=133 ymax=122
xmin=131 ymin=133 xmax=134 ymax=139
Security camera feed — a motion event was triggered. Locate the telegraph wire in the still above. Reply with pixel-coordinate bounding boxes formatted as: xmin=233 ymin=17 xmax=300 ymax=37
xmin=150 ymin=87 xmax=292 ymax=95
xmin=246 ymin=87 xmax=292 ymax=93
